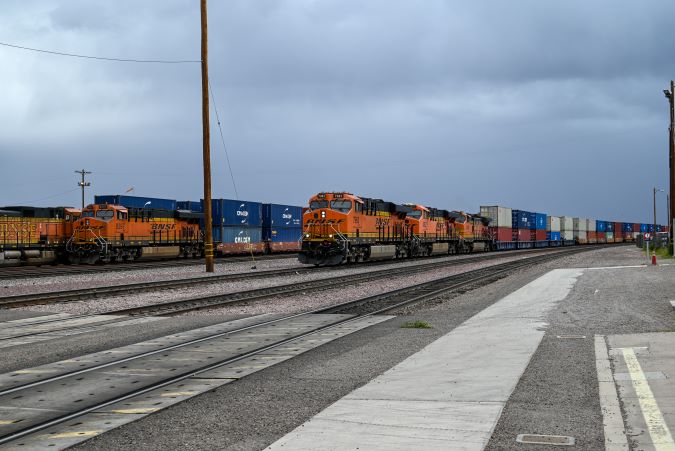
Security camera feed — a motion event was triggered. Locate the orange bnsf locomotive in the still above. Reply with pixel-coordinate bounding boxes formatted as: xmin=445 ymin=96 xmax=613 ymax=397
xmin=1 ymin=206 xmax=80 ymax=266
xmin=66 ymin=203 xmax=202 ymax=264
xmin=299 ymin=192 xmax=491 ymax=265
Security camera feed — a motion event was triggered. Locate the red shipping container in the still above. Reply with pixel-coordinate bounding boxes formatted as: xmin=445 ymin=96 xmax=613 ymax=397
xmin=614 ymin=222 xmax=622 ymax=236
xmin=632 ymin=223 xmax=640 ymax=232
xmin=597 ymin=232 xmax=606 ymax=243
xmin=535 ymin=230 xmax=547 ymax=241
xmin=513 ymin=228 xmax=531 ymax=242
xmin=490 ymin=226 xmax=512 ymax=242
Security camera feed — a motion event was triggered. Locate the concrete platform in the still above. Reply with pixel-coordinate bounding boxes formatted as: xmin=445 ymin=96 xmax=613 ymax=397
xmin=268 ymin=269 xmax=583 ymax=450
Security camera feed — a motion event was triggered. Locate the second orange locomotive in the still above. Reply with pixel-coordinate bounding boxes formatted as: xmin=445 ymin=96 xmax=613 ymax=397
xmin=67 ymin=203 xmax=202 ymax=264
xmin=299 ymin=192 xmax=491 ymax=265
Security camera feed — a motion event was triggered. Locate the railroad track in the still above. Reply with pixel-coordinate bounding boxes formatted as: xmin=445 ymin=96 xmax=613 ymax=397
xmin=0 ymin=253 xmax=295 ymax=281
xmin=103 ymin=247 xmax=589 ymax=317
xmin=318 ymin=247 xmax=592 ymax=316
xmin=0 ymin=244 xmax=589 ymax=448
xmin=0 ymin=247 xmax=583 ymax=309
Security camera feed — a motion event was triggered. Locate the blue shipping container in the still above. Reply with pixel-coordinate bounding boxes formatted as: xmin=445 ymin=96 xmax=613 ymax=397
xmin=94 ymin=195 xmax=177 ymax=211
xmin=212 ymin=226 xmax=262 ymax=244
xmin=622 ymin=223 xmax=633 ymax=233
xmin=534 ymin=213 xmax=547 ymax=230
xmin=640 ymin=224 xmax=649 ymax=233
xmin=264 ymin=227 xmax=303 ymax=243
xmin=607 ymin=222 xmax=615 ymax=232
xmin=262 ymin=204 xmax=302 ymax=228
xmin=547 ymin=231 xmax=562 ymax=241
xmin=596 ymin=220 xmax=607 ymax=233
xmin=205 ymin=199 xmax=262 ymax=227
xmin=512 ymin=210 xmax=532 ymax=229
xmin=177 ymin=201 xmax=203 ymax=212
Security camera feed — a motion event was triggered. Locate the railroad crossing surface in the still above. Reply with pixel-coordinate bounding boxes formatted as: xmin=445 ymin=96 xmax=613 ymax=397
xmin=0 ymin=246 xmax=673 ymax=450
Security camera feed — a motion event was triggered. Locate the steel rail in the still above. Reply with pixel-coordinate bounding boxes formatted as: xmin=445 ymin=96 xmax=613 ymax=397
xmin=0 ymin=246 xmax=587 ymax=445
xmin=0 ymin=247 xmax=575 ymax=309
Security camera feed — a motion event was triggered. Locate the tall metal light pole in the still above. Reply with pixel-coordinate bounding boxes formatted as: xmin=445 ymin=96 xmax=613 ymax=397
xmin=75 ymin=169 xmax=91 ymax=210
xmin=664 ymin=81 xmax=675 ymax=253
xmin=201 ymin=0 xmax=214 ymax=272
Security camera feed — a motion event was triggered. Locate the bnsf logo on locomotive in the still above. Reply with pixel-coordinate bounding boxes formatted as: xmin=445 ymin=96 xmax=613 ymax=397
xmin=375 ymin=218 xmax=390 ymax=227
xmin=151 ymin=224 xmax=176 ymax=231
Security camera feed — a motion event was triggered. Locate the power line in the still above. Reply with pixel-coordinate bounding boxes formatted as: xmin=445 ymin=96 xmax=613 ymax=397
xmin=9 ymin=188 xmax=80 ymax=205
xmin=208 ymin=80 xmax=239 ymax=200
xmin=0 ymin=41 xmax=200 ymax=64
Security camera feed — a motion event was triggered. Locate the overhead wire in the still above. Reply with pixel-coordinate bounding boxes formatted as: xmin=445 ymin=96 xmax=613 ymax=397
xmin=207 ymin=81 xmax=255 ymax=266
xmin=208 ymin=80 xmax=239 ymax=200
xmin=9 ymin=188 xmax=80 ymax=205
xmin=0 ymin=41 xmax=200 ymax=64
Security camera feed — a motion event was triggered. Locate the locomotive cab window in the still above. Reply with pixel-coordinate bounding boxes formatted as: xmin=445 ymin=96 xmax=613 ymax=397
xmin=355 ymin=202 xmax=363 ymax=213
xmin=117 ymin=211 xmax=127 ymax=220
xmin=407 ymin=210 xmax=421 ymax=219
xmin=96 ymin=210 xmax=114 ymax=221
xmin=81 ymin=211 xmax=94 ymax=218
xmin=330 ymin=200 xmax=352 ymax=213
xmin=309 ymin=200 xmax=328 ymax=211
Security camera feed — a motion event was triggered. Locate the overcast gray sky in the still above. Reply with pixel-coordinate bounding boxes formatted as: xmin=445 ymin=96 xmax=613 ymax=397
xmin=2 ymin=0 xmax=674 ymax=223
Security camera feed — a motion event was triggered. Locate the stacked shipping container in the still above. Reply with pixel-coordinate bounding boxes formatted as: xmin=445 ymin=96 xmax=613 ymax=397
xmin=547 ymin=216 xmax=561 ymax=246
xmin=596 ymin=220 xmax=607 ymax=243
xmin=622 ymin=223 xmax=634 ymax=242
xmin=587 ymin=219 xmax=597 ymax=244
xmin=512 ymin=210 xmax=533 ymax=249
xmin=94 ymin=195 xmax=177 ymax=211
xmin=205 ymin=199 xmax=264 ymax=254
xmin=560 ymin=216 xmax=574 ymax=243
xmin=531 ymin=213 xmax=548 ymax=247
xmin=573 ymin=218 xmax=587 ymax=244
xmin=262 ymin=204 xmax=303 ymax=252
xmin=479 ymin=206 xmax=514 ymax=249
xmin=606 ymin=221 xmax=615 ymax=243
xmin=614 ymin=222 xmax=623 ymax=243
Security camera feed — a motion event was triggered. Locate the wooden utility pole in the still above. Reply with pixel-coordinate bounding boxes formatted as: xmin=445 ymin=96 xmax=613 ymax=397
xmin=201 ymin=0 xmax=214 ymax=272
xmin=665 ymin=81 xmax=675 ymax=253
xmin=75 ymin=169 xmax=91 ymax=210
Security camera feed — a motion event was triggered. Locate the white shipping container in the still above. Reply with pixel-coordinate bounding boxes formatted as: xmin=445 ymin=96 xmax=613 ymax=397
xmin=547 ymin=216 xmax=561 ymax=232
xmin=480 ymin=206 xmax=512 ymax=228
xmin=560 ymin=216 xmax=574 ymax=231
xmin=573 ymin=218 xmax=587 ymax=231
xmin=574 ymin=230 xmax=588 ymax=240
xmin=561 ymin=230 xmax=574 ymax=240
xmin=587 ymin=219 xmax=596 ymax=232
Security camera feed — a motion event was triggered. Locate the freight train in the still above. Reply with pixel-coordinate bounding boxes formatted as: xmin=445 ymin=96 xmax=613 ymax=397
xmin=0 ymin=192 xmax=665 ymax=266
xmin=299 ymin=192 xmax=491 ymax=265
xmin=0 ymin=195 xmax=305 ymax=265
xmin=297 ymin=192 xmax=667 ymax=266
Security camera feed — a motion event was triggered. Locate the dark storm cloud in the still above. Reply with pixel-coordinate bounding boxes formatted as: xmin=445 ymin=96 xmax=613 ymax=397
xmin=1 ymin=0 xmax=674 ymax=223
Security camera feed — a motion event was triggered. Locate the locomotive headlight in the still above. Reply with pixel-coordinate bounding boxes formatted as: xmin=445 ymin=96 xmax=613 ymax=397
xmin=321 ymin=211 xmax=326 ymax=218
xmin=328 ymin=234 xmax=333 ymax=238
xmin=304 ymin=233 xmax=310 ymax=238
